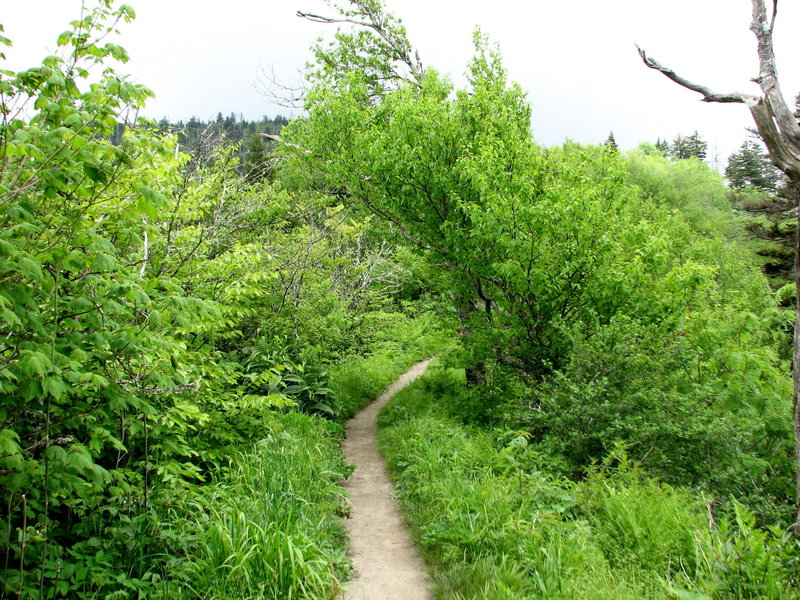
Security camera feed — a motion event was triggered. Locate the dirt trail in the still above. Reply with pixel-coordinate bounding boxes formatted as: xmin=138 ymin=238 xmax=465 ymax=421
xmin=341 ymin=359 xmax=434 ymax=600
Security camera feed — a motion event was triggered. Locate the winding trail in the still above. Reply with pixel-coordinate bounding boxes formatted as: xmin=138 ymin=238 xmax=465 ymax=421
xmin=341 ymin=359 xmax=434 ymax=600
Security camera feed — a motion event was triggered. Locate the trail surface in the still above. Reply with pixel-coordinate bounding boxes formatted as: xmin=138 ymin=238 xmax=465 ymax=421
xmin=341 ymin=359 xmax=434 ymax=600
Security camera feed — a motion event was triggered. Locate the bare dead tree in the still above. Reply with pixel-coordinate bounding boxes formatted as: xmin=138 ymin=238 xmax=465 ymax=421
xmin=638 ymin=0 xmax=800 ymax=526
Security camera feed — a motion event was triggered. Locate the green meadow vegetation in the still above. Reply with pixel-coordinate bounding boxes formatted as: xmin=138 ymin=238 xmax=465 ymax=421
xmin=379 ymin=364 xmax=798 ymax=599
xmin=2 ymin=1 xmax=799 ymax=598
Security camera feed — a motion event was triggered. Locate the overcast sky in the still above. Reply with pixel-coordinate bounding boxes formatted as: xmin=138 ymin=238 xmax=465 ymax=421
xmin=3 ymin=0 xmax=800 ymax=164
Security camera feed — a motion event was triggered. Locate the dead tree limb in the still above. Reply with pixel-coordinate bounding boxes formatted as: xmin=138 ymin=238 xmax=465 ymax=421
xmin=635 ymin=46 xmax=758 ymax=105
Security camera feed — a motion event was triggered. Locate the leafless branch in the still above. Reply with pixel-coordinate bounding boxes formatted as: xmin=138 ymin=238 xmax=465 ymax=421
xmin=296 ymin=11 xmax=368 ymax=27
xmin=262 ymin=133 xmax=311 ymax=154
xmin=770 ymin=0 xmax=778 ymax=32
xmin=255 ymin=64 xmax=307 ymax=110
xmin=635 ymin=45 xmax=758 ymax=105
xmin=749 ymin=0 xmax=800 ymax=148
xmin=636 ymin=0 xmax=800 ymax=179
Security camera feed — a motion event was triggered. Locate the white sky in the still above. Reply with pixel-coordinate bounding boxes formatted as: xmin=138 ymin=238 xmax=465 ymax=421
xmin=3 ymin=0 xmax=800 ymax=164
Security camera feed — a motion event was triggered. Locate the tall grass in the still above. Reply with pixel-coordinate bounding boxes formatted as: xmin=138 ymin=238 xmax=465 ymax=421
xmin=166 ymin=412 xmax=350 ymax=599
xmin=378 ymin=365 xmax=798 ymax=599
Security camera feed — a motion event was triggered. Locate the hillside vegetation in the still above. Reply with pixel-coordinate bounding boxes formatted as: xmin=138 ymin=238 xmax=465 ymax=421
xmin=1 ymin=1 xmax=798 ymax=598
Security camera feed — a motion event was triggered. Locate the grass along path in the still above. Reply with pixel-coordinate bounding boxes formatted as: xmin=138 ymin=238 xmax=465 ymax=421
xmin=341 ymin=359 xmax=435 ymax=600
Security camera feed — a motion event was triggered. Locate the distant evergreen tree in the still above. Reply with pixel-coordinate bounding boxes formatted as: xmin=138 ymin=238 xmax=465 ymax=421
xmin=669 ymin=131 xmax=707 ymax=161
xmin=604 ymin=131 xmax=618 ymax=151
xmin=243 ymin=127 xmax=274 ymax=182
xmin=654 ymin=137 xmax=669 ymax=155
xmin=684 ymin=131 xmax=707 ymax=161
xmin=731 ymin=184 xmax=796 ymax=284
xmin=669 ymin=135 xmax=688 ymax=159
xmin=725 ymin=139 xmax=779 ymax=192
xmin=726 ymin=137 xmax=794 ymax=284
xmin=223 ymin=112 xmax=237 ymax=132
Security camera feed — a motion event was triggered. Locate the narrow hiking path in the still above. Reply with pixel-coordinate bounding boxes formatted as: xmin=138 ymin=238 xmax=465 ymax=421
xmin=341 ymin=359 xmax=434 ymax=600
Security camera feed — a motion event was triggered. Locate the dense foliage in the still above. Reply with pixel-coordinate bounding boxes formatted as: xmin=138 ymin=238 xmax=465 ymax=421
xmin=379 ymin=366 xmax=799 ymax=599
xmin=285 ymin=13 xmax=793 ymax=521
xmin=2 ymin=0 xmax=798 ymax=597
xmin=0 ymin=5 xmax=449 ymax=597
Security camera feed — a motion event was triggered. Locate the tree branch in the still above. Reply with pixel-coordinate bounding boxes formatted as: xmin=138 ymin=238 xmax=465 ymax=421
xmin=255 ymin=64 xmax=307 ymax=109
xmin=635 ymin=45 xmax=758 ymax=105
xmin=296 ymin=11 xmax=369 ymax=28
xmin=636 ymin=1 xmax=800 ymax=178
xmin=297 ymin=4 xmax=424 ymax=85
xmin=749 ymin=0 xmax=800 ymax=149
xmin=770 ymin=0 xmax=778 ymax=32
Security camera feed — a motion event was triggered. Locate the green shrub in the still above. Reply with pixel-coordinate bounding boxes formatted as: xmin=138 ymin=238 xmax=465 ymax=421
xmin=378 ymin=370 xmax=798 ymax=600
xmin=695 ymin=504 xmax=798 ymax=599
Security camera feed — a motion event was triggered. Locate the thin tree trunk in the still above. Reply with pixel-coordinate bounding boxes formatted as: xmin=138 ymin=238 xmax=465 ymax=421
xmin=465 ymin=361 xmax=486 ymax=387
xmin=451 ymin=291 xmax=486 ymax=387
xmin=793 ymin=199 xmax=800 ymax=523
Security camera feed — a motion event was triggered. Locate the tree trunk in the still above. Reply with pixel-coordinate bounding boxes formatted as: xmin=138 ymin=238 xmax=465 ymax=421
xmin=794 ymin=192 xmax=800 ymax=522
xmin=451 ymin=290 xmax=487 ymax=387
xmin=465 ymin=360 xmax=486 ymax=387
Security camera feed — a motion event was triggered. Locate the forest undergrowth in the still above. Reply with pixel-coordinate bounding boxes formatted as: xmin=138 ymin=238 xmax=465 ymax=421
xmin=379 ymin=364 xmax=800 ymax=600
xmin=139 ymin=319 xmax=450 ymax=600
xmin=0 ymin=3 xmax=453 ymax=596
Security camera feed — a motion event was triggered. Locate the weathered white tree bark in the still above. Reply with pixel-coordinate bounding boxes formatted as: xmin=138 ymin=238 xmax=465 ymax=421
xmin=639 ymin=0 xmax=800 ymax=526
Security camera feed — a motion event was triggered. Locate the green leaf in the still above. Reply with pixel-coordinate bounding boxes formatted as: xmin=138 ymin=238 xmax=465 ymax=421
xmin=56 ymin=31 xmax=72 ymax=47
xmin=119 ymin=4 xmax=136 ymax=19
xmin=0 ymin=239 xmax=18 ymax=258
xmin=66 ymin=446 xmax=93 ymax=472
xmin=90 ymin=252 xmax=116 ymax=271
xmin=106 ymin=44 xmax=128 ymax=62
xmin=0 ymin=429 xmax=21 ymax=455
xmin=82 ymin=163 xmax=106 ymax=183
xmin=18 ymin=351 xmax=52 ymax=378
xmin=44 ymin=445 xmax=68 ymax=465
xmin=138 ymin=186 xmax=167 ymax=218
xmin=62 ymin=249 xmax=87 ymax=272
xmin=0 ymin=25 xmax=12 ymax=49
xmin=17 ymin=256 xmax=45 ymax=283
xmin=45 ymin=378 xmax=69 ymax=401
